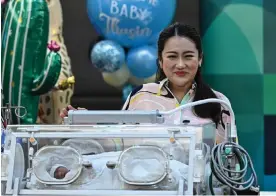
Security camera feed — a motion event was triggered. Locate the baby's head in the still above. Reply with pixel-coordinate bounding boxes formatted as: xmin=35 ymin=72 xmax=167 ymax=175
xmin=50 ymin=164 xmax=70 ymax=179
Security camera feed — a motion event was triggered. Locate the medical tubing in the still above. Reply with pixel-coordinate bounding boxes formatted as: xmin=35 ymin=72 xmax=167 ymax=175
xmin=203 ymin=143 xmax=211 ymax=162
xmin=211 ymin=146 xmax=253 ymax=190
xmin=210 ymin=141 xmax=258 ymax=192
xmin=209 ymin=173 xmax=215 ymax=195
xmin=160 ymin=98 xmax=236 ymax=140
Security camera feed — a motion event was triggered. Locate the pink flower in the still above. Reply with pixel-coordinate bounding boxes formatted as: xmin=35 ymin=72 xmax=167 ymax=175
xmin=47 ymin=40 xmax=60 ymax=52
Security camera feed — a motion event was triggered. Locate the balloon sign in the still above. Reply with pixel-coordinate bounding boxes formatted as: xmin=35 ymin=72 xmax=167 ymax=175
xmin=91 ymin=40 xmax=125 ymax=73
xmin=127 ymin=45 xmax=157 ymax=78
xmin=87 ymin=0 xmax=176 ymax=48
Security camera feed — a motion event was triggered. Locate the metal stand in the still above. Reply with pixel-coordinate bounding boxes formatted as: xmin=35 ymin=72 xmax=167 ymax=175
xmin=1 ymin=103 xmax=27 ymax=126
xmin=12 ymin=178 xmax=20 ymax=196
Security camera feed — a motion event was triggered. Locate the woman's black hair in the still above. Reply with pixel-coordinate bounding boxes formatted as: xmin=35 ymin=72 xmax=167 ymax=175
xmin=156 ymin=22 xmax=221 ymax=126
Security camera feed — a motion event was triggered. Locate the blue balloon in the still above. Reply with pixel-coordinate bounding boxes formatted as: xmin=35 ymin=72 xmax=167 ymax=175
xmin=87 ymin=0 xmax=176 ymax=48
xmin=147 ymin=31 xmax=161 ymax=48
xmin=122 ymin=84 xmax=135 ymax=101
xmin=127 ymin=45 xmax=157 ymax=78
xmin=90 ymin=40 xmax=125 ymax=73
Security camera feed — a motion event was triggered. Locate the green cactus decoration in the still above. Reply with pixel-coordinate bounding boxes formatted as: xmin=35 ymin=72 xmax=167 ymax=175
xmin=1 ymin=0 xmax=61 ymax=124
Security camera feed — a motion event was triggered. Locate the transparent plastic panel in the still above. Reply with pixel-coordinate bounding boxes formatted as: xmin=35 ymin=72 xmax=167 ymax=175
xmin=32 ymin=146 xmax=82 ymax=185
xmin=26 ymin=137 xmax=192 ymax=191
xmin=4 ymin=124 xmax=214 ymax=195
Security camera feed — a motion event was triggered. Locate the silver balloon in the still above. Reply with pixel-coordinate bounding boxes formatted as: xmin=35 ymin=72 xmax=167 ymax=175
xmin=91 ymin=40 xmax=125 ymax=73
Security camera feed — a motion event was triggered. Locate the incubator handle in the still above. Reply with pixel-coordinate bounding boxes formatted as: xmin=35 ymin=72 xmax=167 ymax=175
xmin=106 ymin=161 xmax=117 ymax=169
xmin=66 ymin=110 xmax=165 ymax=125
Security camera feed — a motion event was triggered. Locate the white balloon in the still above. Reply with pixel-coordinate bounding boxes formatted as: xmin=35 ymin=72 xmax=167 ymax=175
xmin=129 ymin=74 xmax=156 ymax=86
xmin=102 ymin=64 xmax=130 ymax=87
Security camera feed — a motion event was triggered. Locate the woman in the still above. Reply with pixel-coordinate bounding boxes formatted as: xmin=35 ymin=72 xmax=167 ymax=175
xmin=60 ymin=22 xmax=232 ymax=143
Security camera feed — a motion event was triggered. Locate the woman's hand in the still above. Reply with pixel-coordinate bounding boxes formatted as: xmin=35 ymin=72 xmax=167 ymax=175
xmin=60 ymin=105 xmax=86 ymax=118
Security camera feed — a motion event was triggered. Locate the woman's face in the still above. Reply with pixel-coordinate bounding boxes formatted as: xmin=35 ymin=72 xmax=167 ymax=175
xmin=159 ymin=36 xmax=202 ymax=87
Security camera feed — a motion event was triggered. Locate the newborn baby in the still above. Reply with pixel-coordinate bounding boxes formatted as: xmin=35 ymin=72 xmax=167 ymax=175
xmin=49 ymin=164 xmax=70 ymax=179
